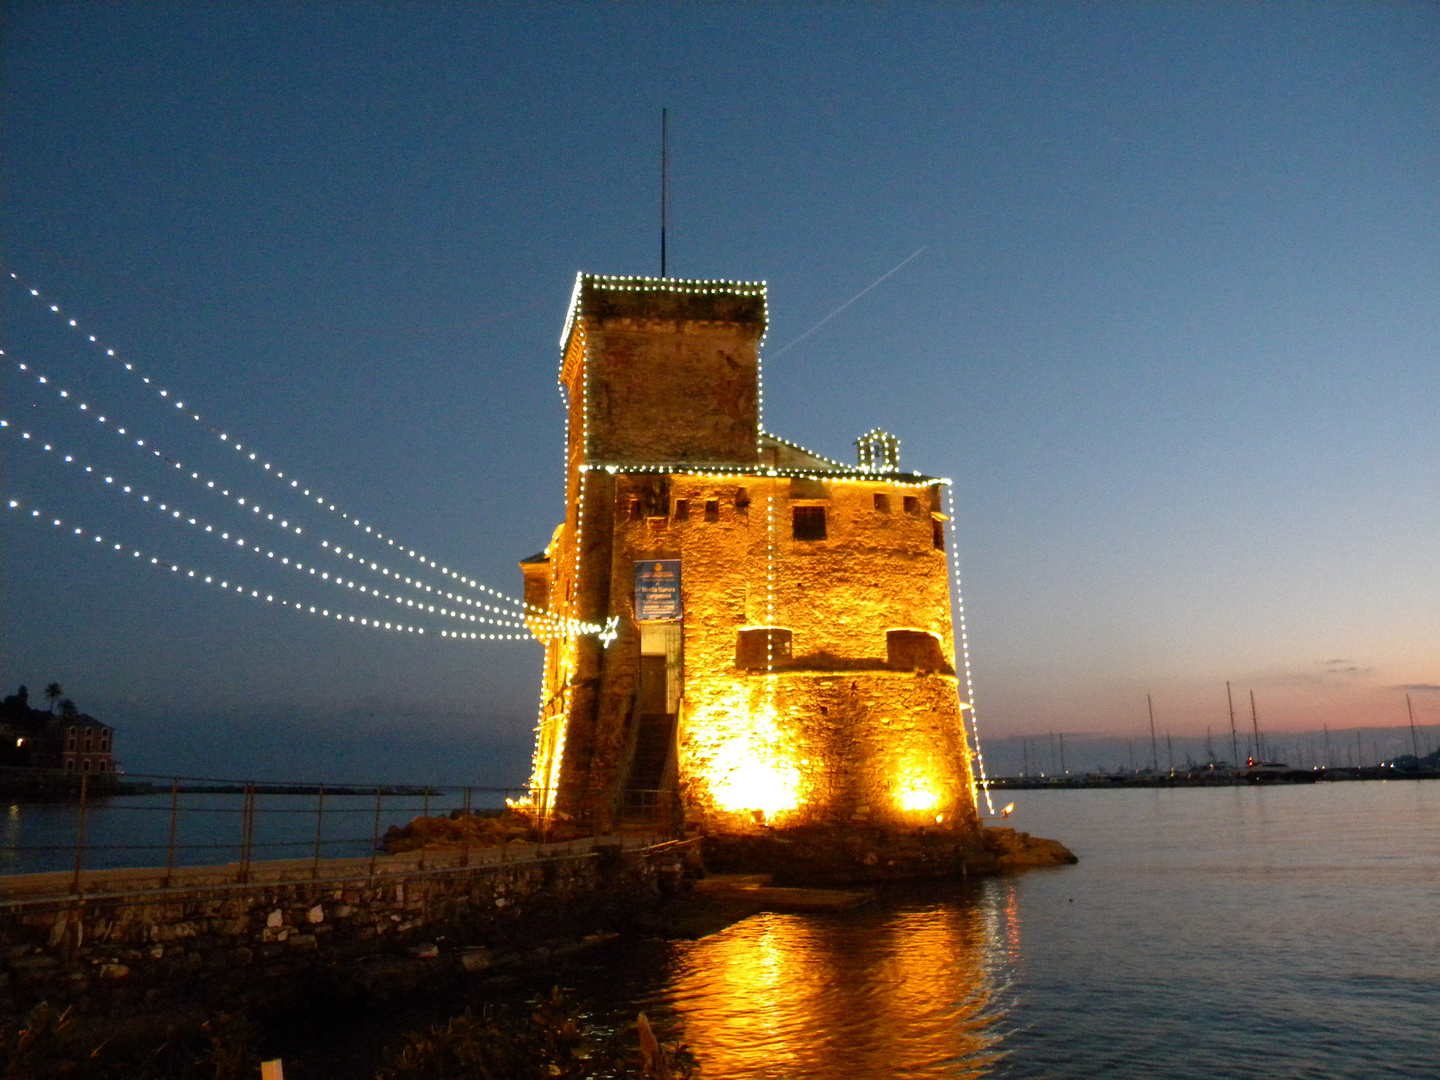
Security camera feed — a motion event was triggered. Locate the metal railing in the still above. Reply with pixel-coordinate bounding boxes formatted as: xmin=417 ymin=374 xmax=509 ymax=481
xmin=0 ymin=766 xmax=681 ymax=896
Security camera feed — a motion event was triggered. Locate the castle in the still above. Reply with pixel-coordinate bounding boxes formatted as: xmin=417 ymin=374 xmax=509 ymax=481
xmin=519 ymin=274 xmax=982 ymax=866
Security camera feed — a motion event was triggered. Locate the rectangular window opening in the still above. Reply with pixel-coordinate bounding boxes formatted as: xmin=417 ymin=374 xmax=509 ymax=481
xmin=736 ymin=627 xmax=794 ymax=669
xmin=903 ymin=495 xmax=920 ymax=516
xmin=874 ymin=493 xmax=890 ymax=513
xmin=704 ymin=500 xmax=720 ymax=523
xmin=887 ymin=629 xmax=947 ymax=672
xmin=792 ymin=505 xmax=827 ymax=541
xmin=933 ymin=520 xmax=945 ymax=549
xmin=673 ymin=499 xmax=689 ymax=522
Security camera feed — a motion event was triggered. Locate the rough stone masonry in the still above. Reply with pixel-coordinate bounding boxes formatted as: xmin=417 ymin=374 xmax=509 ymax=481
xmin=520 ymin=274 xmax=984 ymax=879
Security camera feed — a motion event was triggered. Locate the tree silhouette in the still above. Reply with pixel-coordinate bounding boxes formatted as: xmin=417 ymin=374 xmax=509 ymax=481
xmin=58 ymin=699 xmax=78 ymax=718
xmin=44 ymin=683 xmax=64 ymax=713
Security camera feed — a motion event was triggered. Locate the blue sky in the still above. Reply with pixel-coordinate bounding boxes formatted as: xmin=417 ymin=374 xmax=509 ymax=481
xmin=2 ymin=3 xmax=1436 ymax=783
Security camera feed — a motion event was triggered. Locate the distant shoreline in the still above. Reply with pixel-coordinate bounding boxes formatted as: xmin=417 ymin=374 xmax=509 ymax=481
xmin=986 ymin=766 xmax=1438 ymax=790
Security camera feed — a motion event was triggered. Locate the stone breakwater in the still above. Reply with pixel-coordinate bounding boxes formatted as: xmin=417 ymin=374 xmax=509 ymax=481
xmin=0 ymin=838 xmax=698 ymax=1022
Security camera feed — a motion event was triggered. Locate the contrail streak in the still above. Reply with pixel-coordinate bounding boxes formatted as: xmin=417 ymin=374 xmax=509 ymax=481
xmin=768 ymin=245 xmax=928 ymax=359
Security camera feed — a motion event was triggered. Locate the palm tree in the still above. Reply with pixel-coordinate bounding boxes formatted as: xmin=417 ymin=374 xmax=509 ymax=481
xmin=44 ymin=683 xmax=63 ymax=713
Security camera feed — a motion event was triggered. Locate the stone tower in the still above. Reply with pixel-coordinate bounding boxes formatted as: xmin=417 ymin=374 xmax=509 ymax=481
xmin=520 ymin=274 xmax=982 ymax=878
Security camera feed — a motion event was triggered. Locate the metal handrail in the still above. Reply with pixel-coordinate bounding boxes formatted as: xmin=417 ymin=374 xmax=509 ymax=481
xmin=0 ymin=768 xmax=683 ymax=892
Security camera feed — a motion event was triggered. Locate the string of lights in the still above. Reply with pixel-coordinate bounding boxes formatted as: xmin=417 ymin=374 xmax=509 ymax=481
xmin=758 ymin=430 xmax=849 ymax=470
xmin=1 ymin=345 xmax=597 ymax=635
xmin=4 ymin=270 xmax=559 ymax=619
xmin=581 ymin=461 xmax=947 ymax=486
xmin=559 ymin=273 xmax=766 ymax=352
xmin=0 ymin=416 xmax=571 ymax=635
xmin=944 ymin=485 xmax=995 ymax=816
xmin=2 ymin=496 xmax=537 ymax=643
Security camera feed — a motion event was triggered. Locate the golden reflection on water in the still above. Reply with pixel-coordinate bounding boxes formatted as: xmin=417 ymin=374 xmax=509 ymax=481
xmin=661 ymin=883 xmax=1015 ymax=1079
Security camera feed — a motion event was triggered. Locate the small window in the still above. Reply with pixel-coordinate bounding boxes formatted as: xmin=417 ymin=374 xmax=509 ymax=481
xmin=735 ymin=488 xmax=750 ymax=513
xmin=873 ymin=493 xmax=890 ymax=513
xmin=673 ymin=499 xmax=689 ymax=522
xmin=630 ymin=498 xmax=643 ymax=520
xmin=887 ymin=629 xmax=947 ymax=672
xmin=933 ymin=520 xmax=945 ymax=550
xmin=704 ymin=500 xmax=720 ymax=523
xmin=792 ymin=506 xmax=827 ymax=541
xmin=903 ymin=495 xmax=920 ymax=516
xmin=736 ymin=627 xmax=793 ymax=669
xmin=65 ymin=760 xmax=74 ymax=772
xmin=636 ymin=477 xmax=670 ymax=517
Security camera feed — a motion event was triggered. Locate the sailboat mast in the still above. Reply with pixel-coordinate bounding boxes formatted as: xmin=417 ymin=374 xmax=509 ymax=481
xmin=1227 ymin=682 xmax=1239 ymax=767
xmin=1148 ymin=693 xmax=1159 ymax=772
xmin=1250 ymin=690 xmax=1262 ymax=762
xmin=1408 ymin=694 xmax=1421 ymax=764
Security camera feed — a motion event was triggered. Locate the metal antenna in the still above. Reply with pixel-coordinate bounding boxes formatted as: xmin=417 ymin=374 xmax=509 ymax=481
xmin=660 ymin=108 xmax=668 ymax=278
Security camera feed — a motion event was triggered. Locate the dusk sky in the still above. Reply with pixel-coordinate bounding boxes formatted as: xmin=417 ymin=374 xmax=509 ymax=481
xmin=2 ymin=3 xmax=1436 ymax=784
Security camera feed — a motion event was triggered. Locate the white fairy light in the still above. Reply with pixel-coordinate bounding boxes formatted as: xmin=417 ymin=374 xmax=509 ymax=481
xmin=1 ymin=496 xmax=440 ymax=637
xmin=0 ymin=497 xmax=569 ymax=645
xmin=4 ymin=273 xmax=576 ymax=623
xmin=5 ymin=357 xmax=614 ymax=630
xmin=0 ymin=420 xmax=563 ymax=635
xmin=944 ymin=484 xmax=994 ymax=817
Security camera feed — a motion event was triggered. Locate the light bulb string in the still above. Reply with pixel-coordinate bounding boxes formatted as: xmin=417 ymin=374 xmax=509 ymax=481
xmin=0 ymin=348 xmax=591 ymax=633
xmin=3 ymin=495 xmax=543 ymax=643
xmin=3 ymin=269 xmax=556 ymax=617
xmin=945 ymin=485 xmax=995 ymax=817
xmin=0 ymin=419 xmax=557 ymax=633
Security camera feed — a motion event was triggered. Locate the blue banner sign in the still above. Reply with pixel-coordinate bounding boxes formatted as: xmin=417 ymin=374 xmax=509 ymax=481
xmin=634 ymin=560 xmax=682 ymax=622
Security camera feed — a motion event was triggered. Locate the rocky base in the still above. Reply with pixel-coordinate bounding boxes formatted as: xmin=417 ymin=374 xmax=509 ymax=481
xmin=976 ymin=827 xmax=1079 ymax=869
xmin=701 ymin=825 xmax=1075 ymax=885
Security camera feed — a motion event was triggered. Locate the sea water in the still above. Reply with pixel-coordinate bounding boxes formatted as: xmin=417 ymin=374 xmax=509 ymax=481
xmin=0 ymin=791 xmax=478 ymax=875
xmin=555 ymin=783 xmax=1439 ymax=1079
xmin=4 ymin=783 xmax=1437 ymax=1077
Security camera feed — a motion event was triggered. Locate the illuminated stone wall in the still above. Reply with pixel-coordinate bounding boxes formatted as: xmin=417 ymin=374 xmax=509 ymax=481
xmin=606 ymin=475 xmax=978 ymax=835
xmin=522 ymin=275 xmax=980 ymax=843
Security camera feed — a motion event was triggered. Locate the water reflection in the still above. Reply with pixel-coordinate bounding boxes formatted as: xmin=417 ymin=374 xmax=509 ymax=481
xmin=655 ymin=881 xmax=1016 ymax=1079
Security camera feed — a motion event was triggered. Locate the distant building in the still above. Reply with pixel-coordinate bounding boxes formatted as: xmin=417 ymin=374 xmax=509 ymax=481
xmin=518 ymin=275 xmax=980 ymax=845
xmin=0 ymin=687 xmax=117 ymax=774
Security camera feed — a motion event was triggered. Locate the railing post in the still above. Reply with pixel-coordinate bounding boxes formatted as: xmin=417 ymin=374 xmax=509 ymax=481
xmin=418 ymin=789 xmax=429 ymax=872
xmin=163 ymin=777 xmax=179 ymax=887
xmin=237 ymin=783 xmax=254 ymax=884
xmin=460 ymin=786 xmax=471 ymax=868
xmin=369 ymin=786 xmax=382 ymax=878
xmin=69 ymin=772 xmax=89 ymax=895
xmin=311 ymin=784 xmax=325 ymax=879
